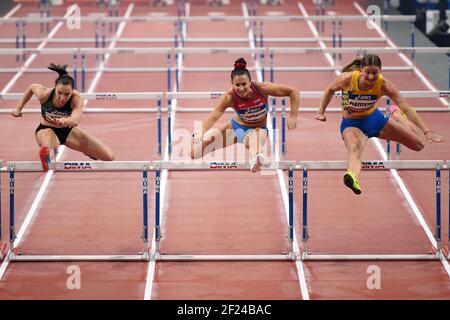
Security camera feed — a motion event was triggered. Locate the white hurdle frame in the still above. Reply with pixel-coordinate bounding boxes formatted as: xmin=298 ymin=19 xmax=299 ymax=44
xmin=150 ymin=160 xmax=297 ymax=261
xmin=0 ymin=14 xmax=417 ymax=24
xmin=447 ymin=160 xmax=450 ymax=260
xmin=4 ymin=160 xmax=297 ymax=262
xmin=299 ymin=160 xmax=446 ymax=261
xmin=268 ymin=47 xmax=450 ymax=78
xmin=5 ymin=161 xmax=152 ymax=262
xmin=0 ymin=160 xmax=5 ymax=261
xmin=0 ymin=92 xmax=165 ymax=156
xmin=2 ymin=160 xmax=448 ymax=262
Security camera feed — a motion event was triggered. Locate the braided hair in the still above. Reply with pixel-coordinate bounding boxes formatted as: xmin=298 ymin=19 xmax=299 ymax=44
xmin=48 ymin=63 xmax=75 ymax=88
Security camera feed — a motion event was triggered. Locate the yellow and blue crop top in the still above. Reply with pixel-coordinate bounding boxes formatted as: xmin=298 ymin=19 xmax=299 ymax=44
xmin=341 ymin=70 xmax=383 ymax=117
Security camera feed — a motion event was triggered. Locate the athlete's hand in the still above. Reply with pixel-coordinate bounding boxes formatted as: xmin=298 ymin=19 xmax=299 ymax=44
xmin=11 ymin=107 xmax=22 ymax=118
xmin=287 ymin=115 xmax=297 ymax=130
xmin=424 ymin=130 xmax=444 ymax=143
xmin=47 ymin=117 xmax=66 ymax=128
xmin=315 ymin=113 xmax=326 ymax=122
xmin=192 ymin=130 xmax=203 ymax=144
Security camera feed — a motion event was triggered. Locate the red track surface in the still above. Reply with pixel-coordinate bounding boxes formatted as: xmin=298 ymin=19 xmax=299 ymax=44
xmin=0 ymin=0 xmax=449 ymax=300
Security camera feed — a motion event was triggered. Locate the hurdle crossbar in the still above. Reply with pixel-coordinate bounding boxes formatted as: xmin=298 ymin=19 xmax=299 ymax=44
xmin=300 ymin=254 xmax=439 ymax=261
xmin=165 ymin=107 xmax=449 ymax=113
xmin=0 ymin=160 xmax=4 ymax=261
xmin=151 ymin=161 xmax=296 ymax=261
xmin=299 ymin=160 xmax=445 ymax=261
xmin=166 ymin=91 xmax=450 ymax=100
xmin=10 ymin=255 xmax=148 ymax=262
xmin=0 ymin=65 xmax=415 ymax=74
xmin=80 ymin=47 xmax=171 ymax=55
xmin=448 ymin=161 xmax=450 ymax=259
xmin=174 ymin=47 xmax=265 ymax=54
xmin=0 ymin=48 xmax=75 ymax=55
xmin=155 ymin=254 xmax=295 ymax=261
xmin=0 ymin=36 xmax=388 ymax=44
xmin=298 ymin=160 xmax=442 ymax=170
xmin=7 ymin=161 xmax=151 ymax=172
xmin=150 ymin=160 xmax=294 ymax=171
xmin=0 ymin=92 xmax=163 ymax=100
xmin=0 ymin=15 xmax=416 ymax=24
xmin=269 ymin=47 xmax=450 ymax=54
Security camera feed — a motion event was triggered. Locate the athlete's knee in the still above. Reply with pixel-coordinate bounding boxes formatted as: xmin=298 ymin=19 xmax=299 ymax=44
xmin=411 ymin=140 xmax=424 ymax=151
xmin=347 ymin=140 xmax=364 ymax=153
xmin=104 ymin=151 xmax=115 ymax=161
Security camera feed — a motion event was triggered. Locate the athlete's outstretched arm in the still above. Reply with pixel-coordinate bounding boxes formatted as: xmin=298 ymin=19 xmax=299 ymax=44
xmin=316 ymin=72 xmax=352 ymax=122
xmin=257 ymin=82 xmax=299 ymax=129
xmin=193 ymin=92 xmax=232 ymax=141
xmin=382 ymin=79 xmax=444 ymax=143
xmin=46 ymin=92 xmax=84 ymax=128
xmin=12 ymin=84 xmax=46 ymax=118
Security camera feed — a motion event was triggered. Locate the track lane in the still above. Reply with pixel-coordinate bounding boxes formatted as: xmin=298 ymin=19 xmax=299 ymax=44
xmin=0 ymin=3 xmax=162 ymax=299
xmin=150 ymin=2 xmax=303 ymax=300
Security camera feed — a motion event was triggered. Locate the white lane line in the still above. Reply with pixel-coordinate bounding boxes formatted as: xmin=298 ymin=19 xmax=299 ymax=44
xmin=243 ymin=2 xmax=310 ymax=301
xmin=0 ymin=4 xmax=135 ymax=282
xmin=0 ymin=7 xmax=79 ymax=281
xmin=353 ymin=2 xmax=449 ymax=110
xmin=85 ymin=4 xmax=134 ymax=102
xmin=144 ymin=1 xmax=190 ymax=301
xmin=0 ymin=4 xmax=21 ymax=25
xmin=1 ymin=8 xmax=77 ymax=94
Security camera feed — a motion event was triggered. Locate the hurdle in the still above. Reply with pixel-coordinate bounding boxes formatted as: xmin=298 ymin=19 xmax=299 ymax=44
xmin=299 ymin=160 xmax=445 ymax=261
xmin=173 ymin=47 xmax=265 ymax=88
xmin=0 ymin=13 xmax=416 ymax=50
xmin=268 ymin=47 xmax=450 ymax=82
xmin=150 ymin=160 xmax=297 ymax=261
xmin=446 ymin=160 xmax=450 ymax=260
xmin=0 ymin=160 xmax=6 ymax=261
xmin=5 ymin=161 xmax=152 ymax=262
xmin=0 ymin=92 xmax=164 ymax=156
xmin=79 ymin=48 xmax=172 ymax=93
xmin=0 ymin=47 xmax=172 ymax=94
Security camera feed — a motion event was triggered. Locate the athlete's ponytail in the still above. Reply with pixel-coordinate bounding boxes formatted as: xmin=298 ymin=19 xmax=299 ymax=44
xmin=342 ymin=58 xmax=363 ymax=72
xmin=342 ymin=54 xmax=382 ymax=73
xmin=48 ymin=63 xmax=75 ymax=88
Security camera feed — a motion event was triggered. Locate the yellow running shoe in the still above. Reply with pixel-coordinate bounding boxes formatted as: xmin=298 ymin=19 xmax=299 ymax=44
xmin=343 ymin=169 xmax=362 ymax=195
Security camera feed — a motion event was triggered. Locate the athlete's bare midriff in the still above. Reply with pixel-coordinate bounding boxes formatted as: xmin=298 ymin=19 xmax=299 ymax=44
xmin=342 ymin=108 xmax=376 ymax=120
xmin=232 ymin=115 xmax=268 ymax=128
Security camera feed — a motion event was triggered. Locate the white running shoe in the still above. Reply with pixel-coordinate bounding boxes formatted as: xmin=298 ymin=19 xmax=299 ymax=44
xmin=250 ymin=153 xmax=264 ymax=173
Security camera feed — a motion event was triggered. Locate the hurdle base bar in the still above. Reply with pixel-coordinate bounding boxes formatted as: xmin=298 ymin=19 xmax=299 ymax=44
xmin=301 ymin=253 xmax=442 ymax=261
xmin=154 ymin=253 xmax=296 ymax=261
xmin=9 ymin=254 xmax=150 ymax=262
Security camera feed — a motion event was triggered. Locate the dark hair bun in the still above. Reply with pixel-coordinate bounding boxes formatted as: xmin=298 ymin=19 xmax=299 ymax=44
xmin=234 ymin=58 xmax=247 ymax=70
